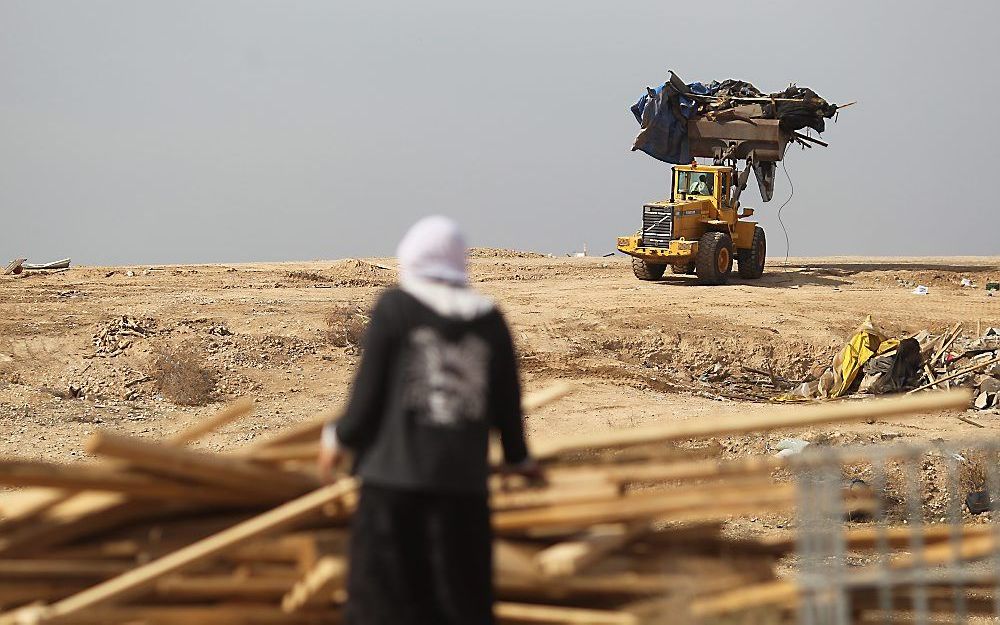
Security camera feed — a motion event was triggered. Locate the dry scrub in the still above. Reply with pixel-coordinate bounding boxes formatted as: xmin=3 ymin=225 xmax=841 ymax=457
xmin=149 ymin=341 xmax=217 ymax=405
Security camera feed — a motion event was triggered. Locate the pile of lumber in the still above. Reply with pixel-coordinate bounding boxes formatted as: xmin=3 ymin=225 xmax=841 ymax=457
xmin=0 ymin=390 xmax=973 ymax=625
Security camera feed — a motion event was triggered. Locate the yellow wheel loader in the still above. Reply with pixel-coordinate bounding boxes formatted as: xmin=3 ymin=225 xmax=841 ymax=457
xmin=619 ymin=115 xmax=824 ymax=285
xmin=617 ymin=161 xmax=766 ymax=285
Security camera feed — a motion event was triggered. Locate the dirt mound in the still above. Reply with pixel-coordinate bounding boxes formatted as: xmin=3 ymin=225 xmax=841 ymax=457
xmin=324 ymin=259 xmax=396 ymax=287
xmin=468 ymin=248 xmax=546 ymax=259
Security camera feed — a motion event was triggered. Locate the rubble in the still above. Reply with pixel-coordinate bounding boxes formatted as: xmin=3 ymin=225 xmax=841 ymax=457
xmin=630 ymin=70 xmax=844 ymax=167
xmin=778 ymin=318 xmax=1000 ymax=406
xmin=91 ymin=316 xmax=156 ymax=358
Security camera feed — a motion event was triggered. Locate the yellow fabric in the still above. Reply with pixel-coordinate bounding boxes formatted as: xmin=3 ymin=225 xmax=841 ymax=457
xmin=830 ymin=316 xmax=886 ymax=397
xmin=774 ymin=315 xmax=892 ymax=402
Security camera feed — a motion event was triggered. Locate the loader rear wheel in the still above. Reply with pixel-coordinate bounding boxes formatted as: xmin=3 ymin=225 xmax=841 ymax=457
xmin=670 ymin=262 xmax=696 ymax=275
xmin=737 ymin=226 xmax=766 ymax=279
xmin=695 ymin=232 xmax=734 ymax=285
xmin=631 ymin=257 xmax=666 ymax=281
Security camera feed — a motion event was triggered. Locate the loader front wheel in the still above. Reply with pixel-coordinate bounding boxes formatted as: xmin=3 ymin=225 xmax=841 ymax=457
xmin=695 ymin=232 xmax=734 ymax=285
xmin=670 ymin=262 xmax=696 ymax=275
xmin=632 ymin=257 xmax=666 ymax=281
xmin=737 ymin=226 xmax=766 ymax=279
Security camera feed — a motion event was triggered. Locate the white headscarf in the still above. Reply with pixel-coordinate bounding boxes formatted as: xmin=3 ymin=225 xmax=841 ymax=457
xmin=397 ymin=215 xmax=468 ymax=286
xmin=396 ymin=216 xmax=493 ymax=319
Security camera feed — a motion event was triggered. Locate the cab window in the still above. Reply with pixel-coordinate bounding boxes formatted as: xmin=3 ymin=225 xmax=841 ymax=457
xmin=676 ymin=171 xmax=714 ymax=196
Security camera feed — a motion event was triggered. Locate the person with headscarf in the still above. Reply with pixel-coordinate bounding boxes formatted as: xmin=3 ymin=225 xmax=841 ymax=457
xmin=318 ymin=215 xmax=539 ymax=625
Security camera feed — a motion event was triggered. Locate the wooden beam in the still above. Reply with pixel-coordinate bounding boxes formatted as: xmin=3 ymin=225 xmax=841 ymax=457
xmin=0 ymin=480 xmax=358 ymax=625
xmin=907 ymin=358 xmax=999 ymax=394
xmin=690 ymin=580 xmax=797 ymax=616
xmin=0 ymin=560 xmax=132 ymax=578
xmin=281 ymin=556 xmax=347 ymax=613
xmin=249 ymin=382 xmax=576 ymax=458
xmin=3 ymin=605 xmax=337 ymax=625
xmin=532 ymin=391 xmax=970 ymax=459
xmin=491 ymin=482 xmax=619 ymax=512
xmin=156 ymin=574 xmax=299 ymax=601
xmin=547 ymin=455 xmax=784 ymax=486
xmin=85 ymin=431 xmax=318 ymax=500
xmin=495 ymin=602 xmax=637 ymax=625
xmin=535 ymin=522 xmax=648 ymax=577
xmin=494 ymin=479 xmax=794 ymax=532
xmin=0 ymin=460 xmax=252 ymax=504
xmin=0 ymin=398 xmax=255 ymax=530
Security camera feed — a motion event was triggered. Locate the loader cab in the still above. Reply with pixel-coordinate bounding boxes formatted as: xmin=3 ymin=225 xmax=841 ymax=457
xmin=672 ymin=164 xmax=733 ymax=215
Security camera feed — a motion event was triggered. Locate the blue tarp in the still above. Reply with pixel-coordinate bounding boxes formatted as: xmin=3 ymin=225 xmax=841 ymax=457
xmin=630 ymin=82 xmax=710 ymax=165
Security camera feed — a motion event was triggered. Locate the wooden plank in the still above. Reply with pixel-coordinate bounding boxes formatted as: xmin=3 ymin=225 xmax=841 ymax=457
xmin=0 ymin=582 xmax=89 ymax=610
xmin=491 ymin=482 xmax=619 ymax=512
xmin=547 ymin=455 xmax=784 ymax=486
xmin=167 ymin=397 xmax=254 ymax=445
xmin=930 ymin=323 xmax=962 ymax=365
xmin=4 ymin=605 xmax=337 ymax=625
xmin=250 ymin=382 xmax=576 ymax=458
xmin=907 ymin=357 xmax=1000 ymax=393
xmin=0 ymin=560 xmax=132 ymax=578
xmin=281 ymin=556 xmax=347 ymax=612
xmin=85 ymin=431 xmax=317 ymax=500
xmin=535 ymin=522 xmax=648 ymax=577
xmin=495 ymin=601 xmax=637 ymax=625
xmin=494 ymin=479 xmax=794 ymax=532
xmin=0 ymin=496 xmax=183 ymax=558
xmin=690 ymin=580 xmax=797 ymax=616
xmin=0 ymin=480 xmax=358 ymax=625
xmin=532 ymin=391 xmax=970 ymax=459
xmin=0 ymin=460 xmax=252 ymax=504
xmin=0 ymin=489 xmax=67 ymax=529
xmin=156 ymin=574 xmax=299 ymax=601
xmin=0 ymin=398 xmax=255 ymax=530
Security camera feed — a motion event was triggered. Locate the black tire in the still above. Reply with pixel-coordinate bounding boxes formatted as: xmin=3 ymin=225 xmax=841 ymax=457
xmin=695 ymin=232 xmax=734 ymax=285
xmin=631 ymin=257 xmax=666 ymax=281
xmin=670 ymin=262 xmax=696 ymax=275
xmin=737 ymin=226 xmax=766 ymax=279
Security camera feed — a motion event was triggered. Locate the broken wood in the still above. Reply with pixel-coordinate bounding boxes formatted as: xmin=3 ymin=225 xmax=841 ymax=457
xmin=281 ymin=556 xmax=346 ymax=612
xmin=535 ymin=522 xmax=648 ymax=577
xmin=2 ymin=480 xmax=358 ymax=624
xmin=495 ymin=601 xmax=638 ymax=625
xmin=85 ymin=430 xmax=317 ymax=500
xmin=533 ymin=391 xmax=970 ymax=459
xmin=0 ymin=460 xmax=253 ymax=504
xmin=907 ymin=357 xmax=1000 ymax=393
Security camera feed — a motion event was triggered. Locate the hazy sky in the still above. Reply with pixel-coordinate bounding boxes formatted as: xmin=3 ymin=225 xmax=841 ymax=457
xmin=2 ymin=1 xmax=997 ymax=265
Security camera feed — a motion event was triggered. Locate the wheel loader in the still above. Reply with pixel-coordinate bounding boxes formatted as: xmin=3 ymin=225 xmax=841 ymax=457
xmin=617 ymin=117 xmax=797 ymax=285
xmin=616 ymin=160 xmax=766 ymax=284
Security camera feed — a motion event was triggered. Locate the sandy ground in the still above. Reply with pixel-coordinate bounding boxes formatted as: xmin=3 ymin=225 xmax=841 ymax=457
xmin=0 ymin=254 xmax=998 ymax=468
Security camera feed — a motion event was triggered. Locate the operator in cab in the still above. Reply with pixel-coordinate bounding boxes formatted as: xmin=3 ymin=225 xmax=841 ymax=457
xmin=689 ymin=173 xmax=711 ymax=195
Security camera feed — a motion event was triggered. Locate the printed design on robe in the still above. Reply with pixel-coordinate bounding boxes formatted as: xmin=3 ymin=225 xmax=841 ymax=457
xmin=404 ymin=327 xmax=490 ymax=427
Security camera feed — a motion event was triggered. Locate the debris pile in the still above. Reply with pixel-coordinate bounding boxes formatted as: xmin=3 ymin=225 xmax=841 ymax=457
xmin=780 ymin=317 xmax=1000 ymax=409
xmin=91 ymin=316 xmax=156 ymax=358
xmin=631 ymin=69 xmax=844 ymax=167
xmin=0 ymin=390 xmax=970 ymax=625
